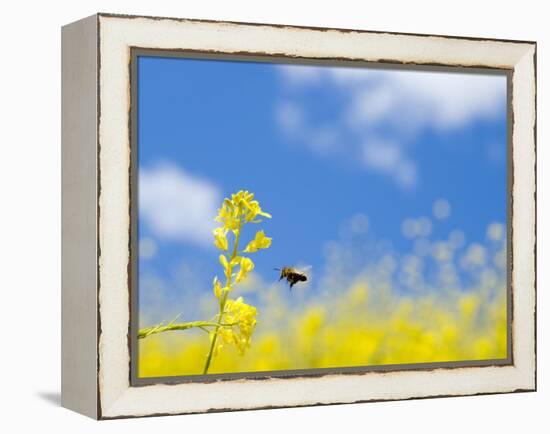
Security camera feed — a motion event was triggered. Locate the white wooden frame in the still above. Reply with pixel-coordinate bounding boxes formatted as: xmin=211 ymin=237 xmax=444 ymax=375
xmin=61 ymin=13 xmax=536 ymax=419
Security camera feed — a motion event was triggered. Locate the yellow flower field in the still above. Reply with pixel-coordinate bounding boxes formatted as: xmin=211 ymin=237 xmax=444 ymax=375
xmin=138 ymin=190 xmax=507 ymax=378
xmin=139 ymin=279 xmax=507 ymax=377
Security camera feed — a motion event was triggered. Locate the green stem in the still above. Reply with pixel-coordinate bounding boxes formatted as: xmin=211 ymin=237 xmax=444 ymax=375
xmin=138 ymin=321 xmax=237 ymax=339
xmin=203 ymin=216 xmax=243 ymax=374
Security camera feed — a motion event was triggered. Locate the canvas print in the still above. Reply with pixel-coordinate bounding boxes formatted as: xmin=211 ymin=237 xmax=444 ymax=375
xmin=134 ymin=54 xmax=509 ymax=379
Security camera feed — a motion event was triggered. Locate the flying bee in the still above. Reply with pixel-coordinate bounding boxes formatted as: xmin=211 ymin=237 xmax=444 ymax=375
xmin=274 ymin=266 xmax=311 ymax=290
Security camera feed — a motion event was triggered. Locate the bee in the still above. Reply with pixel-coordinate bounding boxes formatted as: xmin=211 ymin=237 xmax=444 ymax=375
xmin=274 ymin=266 xmax=310 ymax=290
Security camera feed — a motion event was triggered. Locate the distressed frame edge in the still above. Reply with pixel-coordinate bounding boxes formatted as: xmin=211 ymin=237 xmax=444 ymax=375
xmin=93 ymin=14 xmax=537 ymax=419
xmin=61 ymin=13 xmax=100 ymax=420
xmin=96 ymin=11 xmax=537 ymax=46
xmin=510 ymin=42 xmax=537 ymax=388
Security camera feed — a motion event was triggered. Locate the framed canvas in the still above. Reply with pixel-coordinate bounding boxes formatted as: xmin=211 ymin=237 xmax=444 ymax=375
xmin=61 ymin=13 xmax=537 ymax=419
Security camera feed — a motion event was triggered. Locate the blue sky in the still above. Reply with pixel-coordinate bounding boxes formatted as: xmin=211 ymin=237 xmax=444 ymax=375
xmin=137 ymin=55 xmax=507 ymax=323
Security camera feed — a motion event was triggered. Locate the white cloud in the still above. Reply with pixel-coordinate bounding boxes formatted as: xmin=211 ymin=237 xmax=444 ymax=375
xmin=139 ymin=237 xmax=158 ymax=259
xmin=275 ymin=101 xmax=303 ymax=134
xmin=306 ymin=125 xmax=339 ymax=155
xmin=276 ymin=65 xmax=506 ymax=189
xmin=139 ymin=163 xmax=220 ymax=246
xmin=347 ymin=70 xmax=505 ymax=131
xmin=279 ymin=65 xmax=506 ymax=132
xmin=362 ymin=140 xmax=417 ymax=189
xmin=278 ymin=64 xmax=323 ymax=86
xmin=275 ymin=101 xmax=339 ymax=156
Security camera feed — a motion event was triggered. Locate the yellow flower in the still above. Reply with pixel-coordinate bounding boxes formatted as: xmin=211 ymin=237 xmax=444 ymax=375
xmin=223 ymin=297 xmax=257 ymax=355
xmin=230 ymin=190 xmax=255 ymax=207
xmin=212 ymin=328 xmax=234 ymax=356
xmin=213 ymin=227 xmax=228 ymax=251
xmin=215 ymin=190 xmax=271 ymax=232
xmin=243 ymin=200 xmax=272 ymax=222
xmin=243 ymin=230 xmax=272 ymax=253
xmin=235 ymin=257 xmax=254 ymax=283
xmin=219 ymin=254 xmax=231 ymax=280
xmin=213 ymin=277 xmax=223 ymax=299
xmin=215 ymin=200 xmax=240 ymax=233
xmin=205 ymin=190 xmax=269 ymax=371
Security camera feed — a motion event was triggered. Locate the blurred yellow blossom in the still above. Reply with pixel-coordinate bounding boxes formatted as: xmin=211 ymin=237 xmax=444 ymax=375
xmin=139 ymin=282 xmax=507 ymax=377
xmin=140 ymin=203 xmax=507 ymax=377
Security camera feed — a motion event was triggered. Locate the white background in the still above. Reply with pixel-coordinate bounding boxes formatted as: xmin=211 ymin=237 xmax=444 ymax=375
xmin=0 ymin=0 xmax=546 ymax=432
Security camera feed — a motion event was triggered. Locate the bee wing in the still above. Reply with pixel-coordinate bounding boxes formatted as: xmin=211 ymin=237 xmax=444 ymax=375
xmin=295 ymin=265 xmax=312 ymax=274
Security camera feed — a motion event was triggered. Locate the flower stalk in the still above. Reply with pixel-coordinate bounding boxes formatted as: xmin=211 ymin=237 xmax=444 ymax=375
xmin=202 ymin=213 xmax=243 ymax=374
xmin=138 ymin=320 xmax=237 ymax=339
xmin=137 ymin=190 xmax=272 ymax=375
